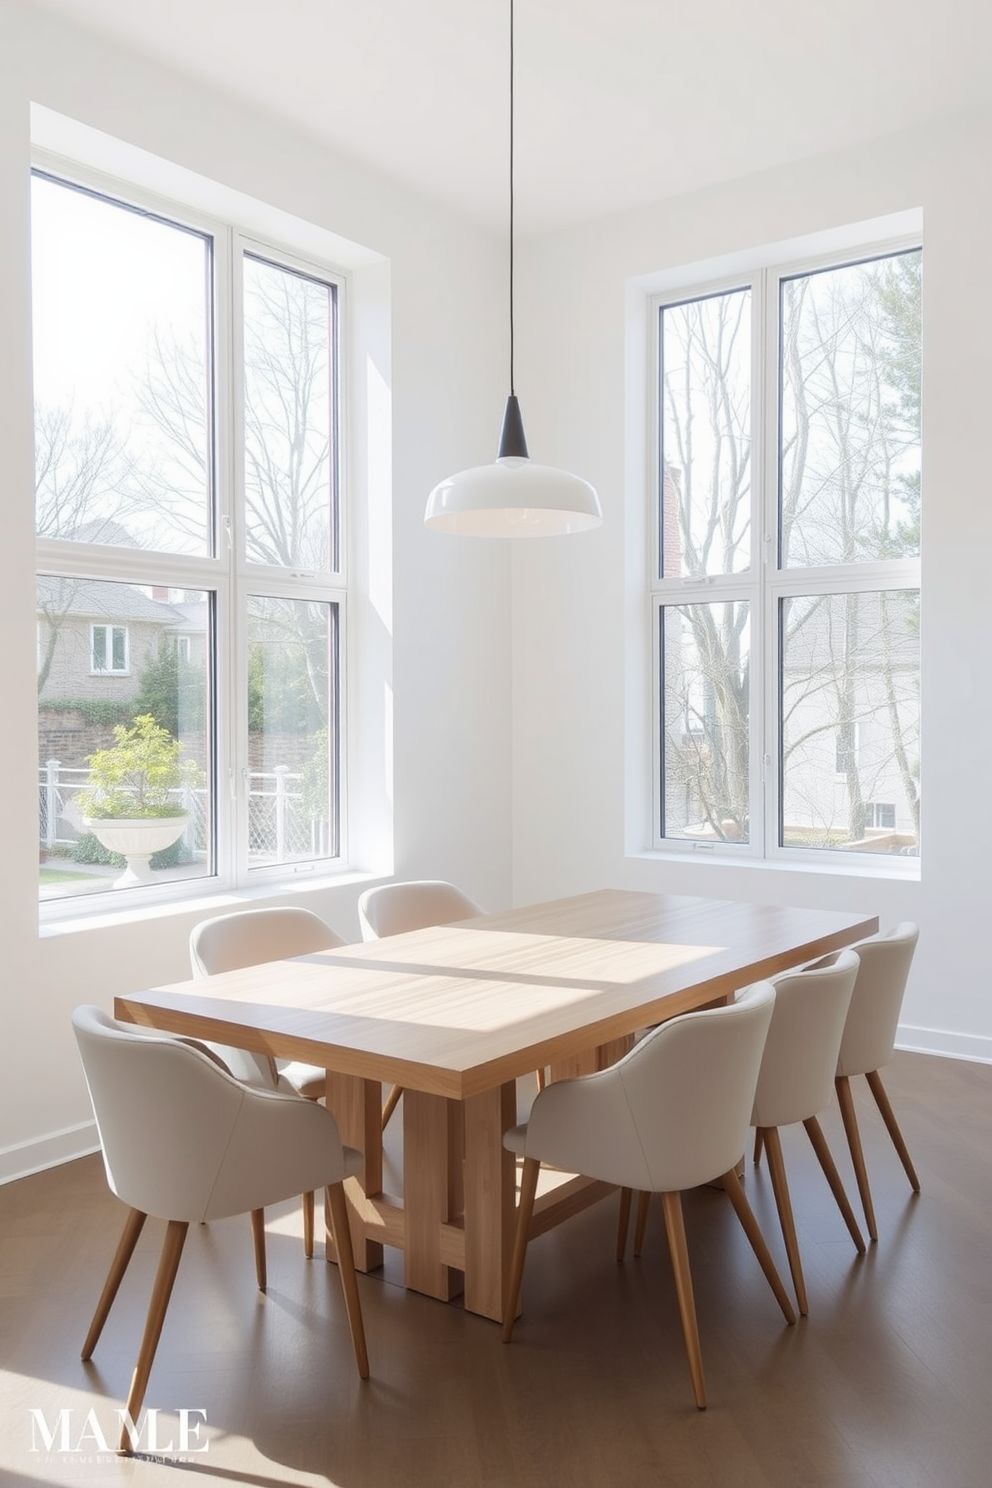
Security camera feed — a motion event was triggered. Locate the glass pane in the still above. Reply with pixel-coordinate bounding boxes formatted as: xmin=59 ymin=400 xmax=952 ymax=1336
xmin=781 ymin=590 xmax=920 ymax=854
xmin=31 ymin=174 xmax=212 ymax=554
xmin=661 ymin=602 xmax=750 ymax=842
xmin=111 ymin=626 xmax=127 ymax=671
xmin=247 ymin=596 xmax=338 ymax=866
xmin=243 ymin=256 xmax=336 ymax=570
xmin=660 ymin=289 xmax=751 ymax=577
xmin=780 ymin=250 xmax=922 ymax=568
xmin=91 ymin=627 xmax=106 ymax=671
xmin=38 ymin=577 xmax=213 ymax=900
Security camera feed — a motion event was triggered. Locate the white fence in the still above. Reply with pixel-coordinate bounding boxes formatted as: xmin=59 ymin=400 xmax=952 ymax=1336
xmin=39 ymin=759 xmax=329 ymax=865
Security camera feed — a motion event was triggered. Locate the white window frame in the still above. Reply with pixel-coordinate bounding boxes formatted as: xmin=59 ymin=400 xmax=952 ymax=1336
xmin=90 ymin=623 xmax=129 ymax=676
xmin=35 ymin=156 xmax=351 ymax=914
xmin=649 ymin=231 xmax=921 ymax=871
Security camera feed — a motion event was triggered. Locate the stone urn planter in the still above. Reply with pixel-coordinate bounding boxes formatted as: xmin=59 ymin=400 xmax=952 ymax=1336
xmin=77 ymin=715 xmax=203 ymax=890
xmin=83 ymin=815 xmax=190 ymax=888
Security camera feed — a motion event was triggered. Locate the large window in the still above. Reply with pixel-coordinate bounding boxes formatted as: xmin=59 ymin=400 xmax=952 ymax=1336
xmin=653 ymin=241 xmax=921 ymax=861
xmin=34 ymin=168 xmax=345 ymax=904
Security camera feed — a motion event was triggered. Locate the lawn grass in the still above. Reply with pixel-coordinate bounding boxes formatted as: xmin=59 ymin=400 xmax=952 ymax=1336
xmin=39 ymin=867 xmax=95 ymax=884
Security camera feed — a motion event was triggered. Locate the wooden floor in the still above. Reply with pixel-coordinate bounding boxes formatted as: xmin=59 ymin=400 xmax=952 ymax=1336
xmin=1 ymin=1050 xmax=991 ymax=1487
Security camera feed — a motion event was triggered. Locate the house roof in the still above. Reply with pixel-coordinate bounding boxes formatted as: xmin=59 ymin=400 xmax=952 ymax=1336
xmin=67 ymin=518 xmax=140 ymax=548
xmin=172 ymin=600 xmax=209 ymax=634
xmin=36 ymin=576 xmax=188 ymax=625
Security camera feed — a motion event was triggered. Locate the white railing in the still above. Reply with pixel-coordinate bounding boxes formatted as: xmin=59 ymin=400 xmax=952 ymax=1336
xmin=39 ymin=759 xmax=330 ymax=865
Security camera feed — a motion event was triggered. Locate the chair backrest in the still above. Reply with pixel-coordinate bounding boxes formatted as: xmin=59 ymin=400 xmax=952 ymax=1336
xmin=190 ymin=906 xmax=344 ymax=976
xmin=522 ymin=981 xmax=775 ymax=1193
xmin=836 ymin=922 xmax=919 ymax=1078
xmin=72 ymin=1005 xmax=348 ymax=1223
xmin=189 ymin=908 xmax=344 ymax=1086
xmin=750 ymin=948 xmax=860 ymax=1130
xmin=358 ymin=880 xmax=483 ymax=941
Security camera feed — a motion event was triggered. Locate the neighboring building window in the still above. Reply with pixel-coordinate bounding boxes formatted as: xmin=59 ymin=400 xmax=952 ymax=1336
xmin=653 ymin=241 xmax=921 ymax=861
xmin=34 ymin=167 xmax=345 ymax=903
xmin=91 ymin=624 xmax=129 ymax=674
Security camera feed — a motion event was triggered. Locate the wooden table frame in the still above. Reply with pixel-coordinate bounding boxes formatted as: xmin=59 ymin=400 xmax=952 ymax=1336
xmin=115 ymin=890 xmax=877 ymax=1322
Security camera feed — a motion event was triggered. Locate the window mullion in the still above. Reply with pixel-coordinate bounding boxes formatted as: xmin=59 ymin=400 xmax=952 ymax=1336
xmin=220 ymin=230 xmax=248 ymax=887
xmin=757 ymin=263 xmax=781 ymax=859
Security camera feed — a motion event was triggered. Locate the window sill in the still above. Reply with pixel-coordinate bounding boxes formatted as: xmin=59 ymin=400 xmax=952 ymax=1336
xmin=38 ymin=868 xmax=379 ymax=939
xmin=628 ymin=848 xmax=920 ymax=885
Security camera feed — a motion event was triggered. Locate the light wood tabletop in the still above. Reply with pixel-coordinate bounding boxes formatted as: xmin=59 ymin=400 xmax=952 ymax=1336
xmin=116 ymin=888 xmax=878 ymax=1321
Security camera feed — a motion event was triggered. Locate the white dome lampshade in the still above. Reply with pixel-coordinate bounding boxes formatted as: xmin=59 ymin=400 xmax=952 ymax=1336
xmin=425 ymin=394 xmax=602 ymax=537
xmin=424 ymin=2 xmax=601 ymax=540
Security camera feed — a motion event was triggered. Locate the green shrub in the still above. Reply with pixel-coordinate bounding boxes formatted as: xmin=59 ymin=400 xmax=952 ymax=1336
xmin=78 ymin=714 xmax=203 ymax=819
xmin=38 ymin=697 xmax=133 ymax=727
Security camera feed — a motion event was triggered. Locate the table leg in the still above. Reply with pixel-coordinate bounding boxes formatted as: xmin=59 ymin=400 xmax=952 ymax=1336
xmin=402 ymin=1090 xmax=464 ymax=1300
xmin=323 ymin=1071 xmax=384 ymax=1272
xmin=462 ymin=1081 xmax=517 ymax=1323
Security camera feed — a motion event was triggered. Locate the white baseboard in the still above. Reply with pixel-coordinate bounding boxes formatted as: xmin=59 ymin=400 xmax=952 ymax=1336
xmin=0 ymin=1120 xmax=99 ymax=1187
xmin=896 ymin=1023 xmax=992 ymax=1065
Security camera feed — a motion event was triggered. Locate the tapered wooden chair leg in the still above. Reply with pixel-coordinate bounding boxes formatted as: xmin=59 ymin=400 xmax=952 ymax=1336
xmin=633 ymin=1190 xmax=651 ymax=1257
xmin=835 ymin=1074 xmax=877 ymax=1242
xmin=721 ymin=1168 xmax=796 ymax=1325
xmin=302 ymin=1190 xmax=315 ymax=1259
xmin=325 ymin=1182 xmax=369 ymax=1379
xmin=803 ymin=1115 xmax=866 ymax=1252
xmin=503 ymin=1157 xmax=540 ymax=1342
xmin=660 ymin=1191 xmax=706 ymax=1410
xmin=866 ymin=1068 xmax=921 ymax=1192
xmin=249 ymin=1209 xmax=267 ymax=1291
xmin=82 ymin=1207 xmax=147 ymax=1361
xmin=760 ymin=1126 xmax=807 ymax=1316
xmin=753 ymin=1128 xmax=764 ymax=1165
xmin=616 ymin=1188 xmax=632 ymax=1261
xmin=118 ymin=1219 xmax=188 ymax=1454
xmin=381 ymin=1083 xmax=403 ymax=1131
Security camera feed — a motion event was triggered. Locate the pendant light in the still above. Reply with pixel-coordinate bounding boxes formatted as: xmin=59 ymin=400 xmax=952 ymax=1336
xmin=424 ymin=0 xmax=602 ymax=537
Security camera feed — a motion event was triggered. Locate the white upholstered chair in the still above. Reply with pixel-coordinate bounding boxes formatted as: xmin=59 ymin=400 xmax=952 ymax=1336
xmin=501 ymin=981 xmax=794 ymax=1410
xmin=357 ymin=880 xmax=484 ymax=1129
xmin=636 ymin=952 xmax=867 ymax=1313
xmin=834 ymin=922 xmax=921 ymax=1241
xmin=358 ymin=879 xmax=482 ymax=940
xmin=746 ymin=949 xmax=865 ymax=1314
xmin=72 ymin=1005 xmax=368 ymax=1454
xmin=189 ymin=905 xmax=345 ymax=1256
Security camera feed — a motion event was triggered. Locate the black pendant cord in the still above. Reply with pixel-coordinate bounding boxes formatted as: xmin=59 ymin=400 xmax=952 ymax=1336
xmin=496 ymin=0 xmax=529 ymax=461
xmin=508 ymin=0 xmax=515 ymax=397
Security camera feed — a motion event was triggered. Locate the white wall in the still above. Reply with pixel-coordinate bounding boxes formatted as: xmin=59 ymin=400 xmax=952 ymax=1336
xmin=511 ymin=109 xmax=992 ymax=1064
xmin=0 ymin=1 xmax=513 ymax=1180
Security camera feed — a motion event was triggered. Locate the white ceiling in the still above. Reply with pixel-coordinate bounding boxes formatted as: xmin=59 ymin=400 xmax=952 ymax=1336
xmin=28 ymin=0 xmax=992 ymax=234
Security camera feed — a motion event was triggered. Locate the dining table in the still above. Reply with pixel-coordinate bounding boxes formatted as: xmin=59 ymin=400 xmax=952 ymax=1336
xmin=115 ymin=888 xmax=878 ymax=1322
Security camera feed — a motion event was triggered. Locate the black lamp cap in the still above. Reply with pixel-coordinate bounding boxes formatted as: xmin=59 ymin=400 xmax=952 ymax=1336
xmin=496 ymin=394 xmax=530 ymax=461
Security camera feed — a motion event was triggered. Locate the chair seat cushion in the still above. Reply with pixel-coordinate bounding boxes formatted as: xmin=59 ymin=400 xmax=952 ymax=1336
xmin=342 ymin=1145 xmax=364 ymax=1180
xmin=503 ymin=1123 xmax=528 ymax=1156
xmin=279 ymin=1062 xmax=327 ymax=1100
